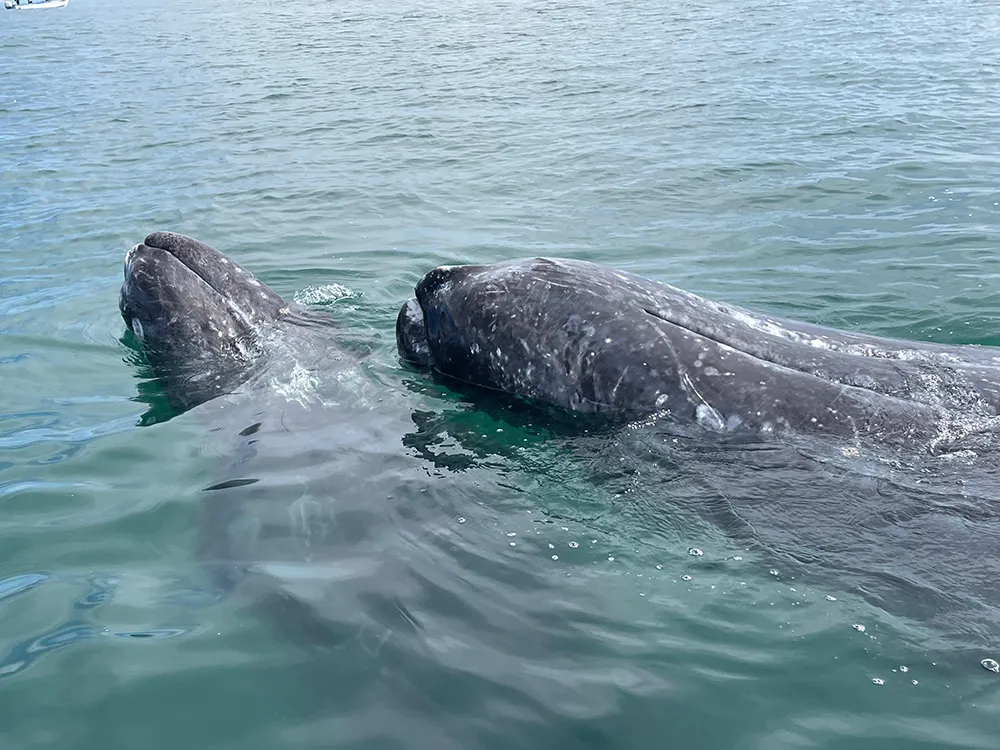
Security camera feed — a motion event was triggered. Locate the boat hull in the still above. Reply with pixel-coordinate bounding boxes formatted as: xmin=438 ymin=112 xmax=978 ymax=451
xmin=4 ymin=0 xmax=69 ymax=9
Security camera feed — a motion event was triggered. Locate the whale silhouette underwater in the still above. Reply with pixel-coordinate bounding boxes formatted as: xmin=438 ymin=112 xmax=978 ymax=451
xmin=119 ymin=232 xmax=1000 ymax=669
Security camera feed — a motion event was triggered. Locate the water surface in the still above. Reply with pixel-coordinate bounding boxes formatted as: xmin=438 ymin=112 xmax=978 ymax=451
xmin=3 ymin=0 xmax=1000 ymax=747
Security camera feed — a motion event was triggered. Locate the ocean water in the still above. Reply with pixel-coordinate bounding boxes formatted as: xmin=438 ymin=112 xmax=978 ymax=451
xmin=3 ymin=0 xmax=1000 ymax=747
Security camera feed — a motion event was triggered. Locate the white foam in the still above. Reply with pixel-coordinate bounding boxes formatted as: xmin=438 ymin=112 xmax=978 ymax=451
xmin=268 ymin=362 xmax=320 ymax=407
xmin=293 ymin=283 xmax=356 ymax=306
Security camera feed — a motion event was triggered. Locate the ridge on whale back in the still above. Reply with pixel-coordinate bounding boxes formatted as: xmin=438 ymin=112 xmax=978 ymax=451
xmin=119 ymin=231 xmax=296 ymax=413
xmin=397 ymin=257 xmax=1000 ymax=451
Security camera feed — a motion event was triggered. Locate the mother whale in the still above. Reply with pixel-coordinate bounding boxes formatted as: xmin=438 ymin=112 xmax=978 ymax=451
xmin=397 ymin=257 xmax=1000 ymax=452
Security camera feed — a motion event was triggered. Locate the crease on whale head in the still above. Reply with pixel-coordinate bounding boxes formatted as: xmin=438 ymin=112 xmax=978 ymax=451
xmin=119 ymin=231 xmax=292 ymax=414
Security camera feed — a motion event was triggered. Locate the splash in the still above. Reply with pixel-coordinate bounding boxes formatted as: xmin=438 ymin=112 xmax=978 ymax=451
xmin=293 ymin=283 xmax=356 ymax=306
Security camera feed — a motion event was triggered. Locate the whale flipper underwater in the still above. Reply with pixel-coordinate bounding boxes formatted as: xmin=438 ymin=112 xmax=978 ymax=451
xmin=397 ymin=257 xmax=1000 ymax=453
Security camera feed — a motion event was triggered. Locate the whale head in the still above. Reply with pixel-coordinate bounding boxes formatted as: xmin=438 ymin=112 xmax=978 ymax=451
xmin=119 ymin=232 xmax=290 ymax=412
xmin=396 ymin=258 xmax=685 ymax=419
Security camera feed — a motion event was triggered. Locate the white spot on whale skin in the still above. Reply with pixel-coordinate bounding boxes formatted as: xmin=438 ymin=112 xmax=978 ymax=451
xmin=131 ymin=318 xmax=144 ymax=342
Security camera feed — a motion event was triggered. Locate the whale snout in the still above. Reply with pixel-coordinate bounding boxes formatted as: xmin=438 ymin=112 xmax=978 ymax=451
xmin=396 ymin=297 xmax=433 ymax=368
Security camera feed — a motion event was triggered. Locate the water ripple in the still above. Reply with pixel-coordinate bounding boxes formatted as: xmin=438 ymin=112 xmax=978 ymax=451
xmin=2 ymin=0 xmax=1000 ymax=746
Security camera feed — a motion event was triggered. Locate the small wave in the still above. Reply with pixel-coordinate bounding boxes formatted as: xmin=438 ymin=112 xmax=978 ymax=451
xmin=293 ymin=284 xmax=357 ymax=306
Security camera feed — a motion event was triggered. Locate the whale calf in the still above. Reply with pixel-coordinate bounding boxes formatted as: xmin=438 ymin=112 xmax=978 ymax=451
xmin=119 ymin=232 xmax=439 ymax=648
xmin=397 ymin=257 xmax=1000 ymax=452
xmin=119 ymin=231 xmax=296 ymax=413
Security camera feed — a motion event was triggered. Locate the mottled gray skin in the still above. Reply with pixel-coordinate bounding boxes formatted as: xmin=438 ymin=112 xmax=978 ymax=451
xmin=119 ymin=232 xmax=293 ymax=412
xmin=398 ymin=258 xmax=1000 ymax=451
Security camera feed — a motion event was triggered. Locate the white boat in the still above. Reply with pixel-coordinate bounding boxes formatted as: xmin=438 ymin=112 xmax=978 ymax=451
xmin=4 ymin=0 xmax=69 ymax=9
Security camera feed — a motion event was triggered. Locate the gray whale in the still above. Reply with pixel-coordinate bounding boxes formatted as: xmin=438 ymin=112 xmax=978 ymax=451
xmin=118 ymin=232 xmax=412 ymax=627
xmin=397 ymin=257 xmax=1000 ymax=452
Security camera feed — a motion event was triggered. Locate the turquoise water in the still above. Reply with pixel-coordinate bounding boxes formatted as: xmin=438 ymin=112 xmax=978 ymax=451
xmin=4 ymin=0 xmax=1000 ymax=746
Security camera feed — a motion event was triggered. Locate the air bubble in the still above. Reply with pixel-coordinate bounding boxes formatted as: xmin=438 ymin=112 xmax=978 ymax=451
xmin=551 ymin=555 xmax=559 ymax=560
xmin=853 ymin=624 xmax=866 ymax=632
xmin=825 ymin=595 xmax=837 ymax=601
xmin=457 ymin=517 xmax=466 ymax=524
xmin=681 ymin=574 xmax=692 ymax=581
xmin=568 ymin=542 xmax=579 ymax=548
xmin=769 ymin=569 xmax=779 ymax=576
xmin=688 ymin=548 xmax=703 ymax=556
xmin=872 ymin=678 xmax=884 ymax=686
xmin=899 ymin=666 xmax=908 ymax=673
xmin=982 ymin=658 xmax=999 ymax=673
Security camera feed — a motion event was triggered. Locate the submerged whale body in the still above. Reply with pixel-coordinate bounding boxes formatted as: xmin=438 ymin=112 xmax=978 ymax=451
xmin=397 ymin=257 xmax=1000 ymax=452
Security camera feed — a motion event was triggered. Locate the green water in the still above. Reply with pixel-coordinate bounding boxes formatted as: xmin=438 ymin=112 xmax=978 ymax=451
xmin=3 ymin=0 xmax=1000 ymax=747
